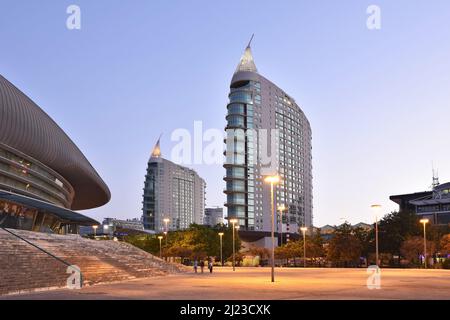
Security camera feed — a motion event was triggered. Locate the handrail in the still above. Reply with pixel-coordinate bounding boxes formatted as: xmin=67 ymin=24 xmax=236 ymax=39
xmin=1 ymin=227 xmax=83 ymax=287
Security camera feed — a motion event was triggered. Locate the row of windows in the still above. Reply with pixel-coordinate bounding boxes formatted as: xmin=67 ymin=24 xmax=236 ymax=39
xmin=0 ymin=146 xmax=72 ymax=195
xmin=0 ymin=161 xmax=71 ymax=206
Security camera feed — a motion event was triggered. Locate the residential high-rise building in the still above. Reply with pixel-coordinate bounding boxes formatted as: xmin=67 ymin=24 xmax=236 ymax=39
xmin=224 ymin=41 xmax=313 ymax=246
xmin=142 ymin=139 xmax=206 ymax=232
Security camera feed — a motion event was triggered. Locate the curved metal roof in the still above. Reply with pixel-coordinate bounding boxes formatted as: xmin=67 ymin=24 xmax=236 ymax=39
xmin=0 ymin=191 xmax=99 ymax=225
xmin=0 ymin=75 xmax=110 ymax=210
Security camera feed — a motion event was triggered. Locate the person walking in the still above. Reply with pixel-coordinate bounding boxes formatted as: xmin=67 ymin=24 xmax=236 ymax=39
xmin=193 ymin=259 xmax=198 ymax=273
xmin=208 ymin=259 xmax=213 ymax=274
xmin=200 ymin=259 xmax=205 ymax=273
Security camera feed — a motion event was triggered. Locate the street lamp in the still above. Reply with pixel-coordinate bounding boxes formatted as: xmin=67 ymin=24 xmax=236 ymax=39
xmin=92 ymin=225 xmax=98 ymax=238
xmin=218 ymin=232 xmax=224 ymax=267
xmin=158 ymin=236 xmax=163 ymax=258
xmin=371 ymin=204 xmax=382 ymax=266
xmin=278 ymin=205 xmax=286 ymax=246
xmin=264 ymin=174 xmax=280 ymax=283
xmin=420 ymin=218 xmax=429 ymax=268
xmin=229 ymin=218 xmax=238 ymax=271
xmin=230 ymin=219 xmax=238 ymax=271
xmin=163 ymin=231 xmax=168 ymax=248
xmin=163 ymin=218 xmax=170 ymax=246
xmin=301 ymin=227 xmax=308 ymax=268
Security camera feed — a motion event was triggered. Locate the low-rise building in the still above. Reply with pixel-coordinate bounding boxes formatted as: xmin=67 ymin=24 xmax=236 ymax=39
xmin=390 ymin=181 xmax=450 ymax=225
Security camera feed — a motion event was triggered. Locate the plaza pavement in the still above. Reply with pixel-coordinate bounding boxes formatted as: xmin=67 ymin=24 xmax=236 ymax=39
xmin=2 ymin=267 xmax=449 ymax=300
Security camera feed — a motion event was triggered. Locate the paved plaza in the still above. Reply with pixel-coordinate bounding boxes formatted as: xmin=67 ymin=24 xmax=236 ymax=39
xmin=3 ymin=267 xmax=450 ymax=300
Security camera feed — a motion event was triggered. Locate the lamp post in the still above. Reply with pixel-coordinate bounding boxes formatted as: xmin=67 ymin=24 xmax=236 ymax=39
xmin=371 ymin=204 xmax=382 ymax=266
xmin=218 ymin=232 xmax=224 ymax=267
xmin=103 ymin=224 xmax=109 ymax=239
xmin=420 ymin=219 xmax=429 ymax=268
xmin=158 ymin=236 xmax=163 ymax=258
xmin=229 ymin=219 xmax=238 ymax=271
xmin=301 ymin=227 xmax=308 ymax=268
xmin=92 ymin=225 xmax=98 ymax=238
xmin=163 ymin=231 xmax=167 ymax=248
xmin=163 ymin=218 xmax=170 ymax=246
xmin=264 ymin=175 xmax=280 ymax=283
xmin=278 ymin=205 xmax=286 ymax=246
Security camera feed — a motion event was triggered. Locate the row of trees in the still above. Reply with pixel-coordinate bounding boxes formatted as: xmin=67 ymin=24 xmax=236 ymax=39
xmin=123 ymin=211 xmax=449 ymax=268
xmin=124 ymin=224 xmax=241 ymax=263
xmin=271 ymin=211 xmax=450 ymax=268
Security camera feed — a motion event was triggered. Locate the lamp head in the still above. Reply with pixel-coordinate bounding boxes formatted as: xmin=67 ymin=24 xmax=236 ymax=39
xmin=218 ymin=232 xmax=224 ymax=236
xmin=264 ymin=175 xmax=280 ymax=184
xmin=420 ymin=218 xmax=429 ymax=224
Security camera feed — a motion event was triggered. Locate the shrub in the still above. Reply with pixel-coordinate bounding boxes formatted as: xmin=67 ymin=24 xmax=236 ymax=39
xmin=443 ymin=259 xmax=450 ymax=270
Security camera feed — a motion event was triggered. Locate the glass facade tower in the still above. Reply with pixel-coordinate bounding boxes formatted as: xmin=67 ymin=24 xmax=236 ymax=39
xmin=224 ymin=43 xmax=313 ymax=237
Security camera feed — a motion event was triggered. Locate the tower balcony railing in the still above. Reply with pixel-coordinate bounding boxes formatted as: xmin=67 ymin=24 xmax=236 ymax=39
xmin=223 ymin=175 xmax=246 ymax=181
xmin=223 ymin=188 xmax=247 ymax=194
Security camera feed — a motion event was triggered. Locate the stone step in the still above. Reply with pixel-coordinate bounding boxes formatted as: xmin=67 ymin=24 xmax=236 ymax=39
xmin=0 ymin=228 xmax=187 ymax=295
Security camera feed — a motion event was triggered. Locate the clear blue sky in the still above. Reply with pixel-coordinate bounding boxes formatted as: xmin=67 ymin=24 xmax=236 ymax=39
xmin=1 ymin=1 xmax=450 ymax=226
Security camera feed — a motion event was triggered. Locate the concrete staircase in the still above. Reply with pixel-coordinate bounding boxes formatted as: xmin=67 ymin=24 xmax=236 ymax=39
xmin=0 ymin=228 xmax=188 ymax=295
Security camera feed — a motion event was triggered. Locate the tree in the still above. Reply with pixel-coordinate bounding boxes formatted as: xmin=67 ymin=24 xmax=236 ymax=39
xmin=400 ymin=236 xmax=436 ymax=266
xmin=247 ymin=247 xmax=270 ymax=266
xmin=440 ymin=234 xmax=450 ymax=255
xmin=123 ymin=224 xmax=242 ymax=263
xmin=429 ymin=225 xmax=450 ymax=252
xmin=327 ymin=223 xmax=363 ymax=267
xmin=123 ymin=234 xmax=160 ymax=255
xmin=352 ymin=227 xmax=371 ymax=259
xmin=274 ymin=246 xmax=287 ymax=259
xmin=308 ymin=229 xmax=326 ymax=261
xmin=375 ymin=210 xmax=421 ymax=258
xmin=166 ymin=246 xmax=193 ymax=259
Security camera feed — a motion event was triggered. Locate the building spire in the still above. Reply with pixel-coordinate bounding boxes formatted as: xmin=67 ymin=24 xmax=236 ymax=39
xmin=235 ymin=34 xmax=258 ymax=74
xmin=247 ymin=33 xmax=255 ymax=48
xmin=151 ymin=135 xmax=162 ymax=159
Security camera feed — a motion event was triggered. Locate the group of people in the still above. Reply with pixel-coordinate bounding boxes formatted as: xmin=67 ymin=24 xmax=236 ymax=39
xmin=193 ymin=258 xmax=214 ymax=274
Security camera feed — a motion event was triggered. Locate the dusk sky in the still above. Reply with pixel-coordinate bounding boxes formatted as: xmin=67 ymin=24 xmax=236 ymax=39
xmin=1 ymin=0 xmax=449 ymax=227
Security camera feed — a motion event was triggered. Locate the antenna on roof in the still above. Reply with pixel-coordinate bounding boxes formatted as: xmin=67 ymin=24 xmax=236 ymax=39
xmin=432 ymin=162 xmax=440 ymax=189
xmin=247 ymin=34 xmax=255 ymax=48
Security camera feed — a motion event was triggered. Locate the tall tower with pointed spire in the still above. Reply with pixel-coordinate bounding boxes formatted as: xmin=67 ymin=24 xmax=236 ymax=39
xmin=224 ymin=38 xmax=313 ymax=246
xmin=142 ymin=138 xmax=206 ymax=232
